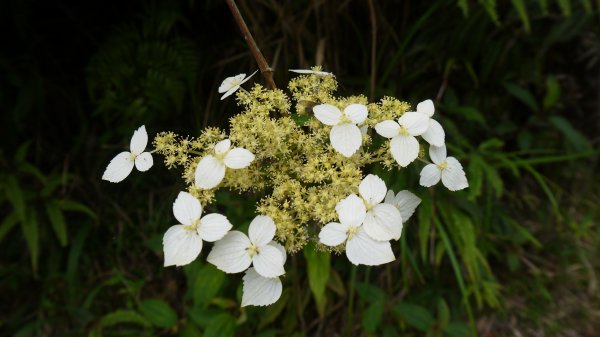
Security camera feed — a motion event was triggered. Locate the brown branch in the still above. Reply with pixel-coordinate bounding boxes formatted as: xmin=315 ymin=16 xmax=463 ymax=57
xmin=367 ymin=0 xmax=377 ymax=100
xmin=225 ymin=0 xmax=277 ymax=90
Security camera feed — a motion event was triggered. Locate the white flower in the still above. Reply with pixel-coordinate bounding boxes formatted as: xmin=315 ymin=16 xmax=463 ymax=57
xmin=102 ymin=125 xmax=153 ymax=183
xmin=207 ymin=215 xmax=285 ymax=278
xmin=374 ymin=111 xmax=429 ymax=167
xmin=384 ymin=190 xmax=421 ymax=223
xmin=419 ymin=145 xmax=468 ymax=191
xmin=163 ymin=192 xmax=232 ymax=267
xmin=241 ymin=242 xmax=286 ymax=307
xmin=289 ymin=69 xmax=332 ymax=76
xmin=413 ymin=99 xmax=445 ymax=146
xmin=218 ymin=70 xmax=258 ymax=100
xmin=318 ymin=194 xmax=395 ymax=266
xmin=358 ymin=174 xmax=404 ymax=241
xmin=194 ymin=139 xmax=255 ymax=189
xmin=313 ymin=103 xmax=368 ymax=157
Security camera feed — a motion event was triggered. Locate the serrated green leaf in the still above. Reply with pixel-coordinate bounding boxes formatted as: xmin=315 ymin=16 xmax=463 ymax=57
xmin=511 ymin=0 xmax=531 ymax=32
xmin=203 ymin=313 xmax=236 ymax=337
xmin=138 ymin=299 xmax=178 ymax=328
xmin=46 ymin=202 xmax=68 ymax=246
xmin=503 ymin=82 xmax=539 ymax=111
xmin=303 ymin=243 xmax=330 ymax=317
xmin=192 ymin=264 xmax=225 ymax=307
xmin=393 ymin=303 xmax=434 ymax=331
xmin=99 ymin=309 xmax=151 ymax=328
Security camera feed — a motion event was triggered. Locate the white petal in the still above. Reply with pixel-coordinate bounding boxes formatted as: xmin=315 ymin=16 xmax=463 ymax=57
xmin=363 ymin=203 xmax=403 ymax=241
xmin=253 ymin=244 xmax=285 ymax=278
xmin=249 ymin=215 xmax=276 ymax=247
xmin=441 ymin=157 xmax=469 ymax=191
xmin=384 ymin=190 xmax=395 ymax=204
xmin=390 ymin=135 xmax=420 ymax=167
xmin=416 ymin=99 xmax=435 ymax=117
xmin=360 ymin=125 xmax=369 ymax=135
xmin=344 ymin=104 xmax=368 ymax=124
xmin=194 ymin=155 xmax=226 ymax=189
xmin=223 ymin=148 xmax=255 ymax=169
xmin=398 ymin=111 xmax=429 ymax=136
xmin=375 ymin=120 xmax=401 ymax=138
xmin=214 ymin=139 xmax=231 ymax=155
xmin=359 ymin=174 xmax=388 ymax=205
xmin=421 ymin=119 xmax=445 ymax=146
xmin=319 ymin=222 xmax=350 ymax=246
xmin=134 ymin=152 xmax=153 ymax=171
xmin=238 ymin=70 xmax=258 ymax=86
xmin=269 ymin=241 xmax=287 ymax=264
xmin=207 ymin=231 xmax=252 ymax=273
xmin=394 ymin=191 xmax=421 ymax=223
xmin=336 ymin=194 xmax=367 ymax=227
xmin=242 ymin=268 xmax=282 ymax=307
xmin=220 ymin=85 xmax=240 ymax=100
xmin=198 ymin=213 xmax=232 ymax=242
xmin=330 ymin=123 xmax=362 ymax=157
xmin=173 ymin=191 xmax=202 ymax=226
xmin=313 ymin=104 xmax=342 ymax=126
xmin=102 ymin=151 xmax=135 ymax=183
xmin=219 ymin=74 xmax=245 ymax=93
xmin=289 ymin=69 xmax=331 ymax=76
xmin=419 ymin=164 xmax=441 ymax=187
xmin=163 ymin=225 xmax=202 ymax=267
xmin=130 ymin=125 xmax=148 ymax=155
xmin=429 ymin=145 xmax=447 ymax=165
xmin=346 ymin=227 xmax=395 ymax=266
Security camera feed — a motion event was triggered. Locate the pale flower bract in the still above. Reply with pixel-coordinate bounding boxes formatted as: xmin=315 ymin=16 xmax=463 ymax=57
xmin=241 ymin=242 xmax=287 ymax=307
xmin=419 ymin=145 xmax=469 ymax=191
xmin=289 ymin=68 xmax=332 ymax=76
xmin=375 ymin=111 xmax=429 ymax=167
xmin=413 ymin=99 xmax=445 ymax=146
xmin=194 ymin=139 xmax=255 ymax=189
xmin=218 ymin=70 xmax=258 ymax=100
xmin=102 ymin=125 xmax=153 ymax=183
xmin=313 ymin=103 xmax=368 ymax=157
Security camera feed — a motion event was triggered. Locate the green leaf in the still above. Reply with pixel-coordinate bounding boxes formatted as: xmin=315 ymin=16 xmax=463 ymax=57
xmin=22 ymin=210 xmax=39 ymax=272
xmin=457 ymin=0 xmax=469 ymax=16
xmin=0 ymin=212 xmax=19 ymax=242
xmin=203 ymin=313 xmax=236 ymax=337
xmin=548 ymin=116 xmax=592 ymax=152
xmin=355 ymin=282 xmax=386 ymax=303
xmin=543 ymin=76 xmax=560 ymax=109
xmin=503 ymin=82 xmax=539 ymax=111
xmin=192 ymin=263 xmax=226 ymax=307
xmin=444 ymin=322 xmax=472 ymax=337
xmin=393 ymin=303 xmax=434 ymax=331
xmin=291 ymin=114 xmax=311 ymax=126
xmin=5 ymin=175 xmax=26 ymax=224
xmin=56 ymin=199 xmax=97 ymax=219
xmin=438 ymin=299 xmax=450 ymax=328
xmin=99 ymin=309 xmax=151 ymax=328
xmin=418 ymin=197 xmax=433 ymax=261
xmin=327 ymin=269 xmax=346 ymax=296
xmin=557 ymin=0 xmax=571 ymax=16
xmin=303 ymin=243 xmax=330 ymax=316
xmin=363 ymin=300 xmax=384 ymax=332
xmin=511 ymin=0 xmax=531 ymax=32
xmin=46 ymin=202 xmax=68 ymax=246
xmin=259 ymin=290 xmax=290 ymax=329
xmin=479 ymin=0 xmax=500 ymax=25
xmin=138 ymin=299 xmax=178 ymax=328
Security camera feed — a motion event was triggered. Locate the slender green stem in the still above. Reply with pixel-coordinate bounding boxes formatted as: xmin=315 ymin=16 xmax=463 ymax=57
xmin=345 ymin=265 xmax=357 ymax=336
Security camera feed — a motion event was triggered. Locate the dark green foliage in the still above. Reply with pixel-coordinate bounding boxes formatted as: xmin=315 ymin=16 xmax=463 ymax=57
xmin=1 ymin=0 xmax=599 ymax=336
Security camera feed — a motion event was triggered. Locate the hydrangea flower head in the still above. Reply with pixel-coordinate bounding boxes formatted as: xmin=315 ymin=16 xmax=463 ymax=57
xmin=313 ymin=103 xmax=368 ymax=157
xmin=194 ymin=139 xmax=255 ymax=189
xmin=163 ymin=192 xmax=232 ymax=267
xmin=102 ymin=125 xmax=153 ymax=183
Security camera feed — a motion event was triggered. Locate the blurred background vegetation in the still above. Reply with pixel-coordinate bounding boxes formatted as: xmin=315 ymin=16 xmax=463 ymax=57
xmin=1 ymin=0 xmax=599 ymax=336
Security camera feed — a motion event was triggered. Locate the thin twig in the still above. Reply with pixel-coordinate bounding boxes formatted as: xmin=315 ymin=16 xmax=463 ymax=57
xmin=367 ymin=0 xmax=377 ymax=100
xmin=225 ymin=0 xmax=277 ymax=90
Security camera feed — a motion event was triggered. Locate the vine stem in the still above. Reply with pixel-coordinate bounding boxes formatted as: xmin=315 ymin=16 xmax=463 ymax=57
xmin=225 ymin=0 xmax=277 ymax=90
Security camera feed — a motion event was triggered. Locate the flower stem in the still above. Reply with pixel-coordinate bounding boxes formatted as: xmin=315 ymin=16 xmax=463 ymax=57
xmin=225 ymin=0 xmax=277 ymax=90
xmin=345 ymin=264 xmax=357 ymax=336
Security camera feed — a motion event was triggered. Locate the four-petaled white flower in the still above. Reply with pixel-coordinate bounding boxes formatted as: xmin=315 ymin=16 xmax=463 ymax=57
xmin=218 ymin=70 xmax=258 ymax=100
xmin=102 ymin=125 xmax=153 ymax=183
xmin=384 ymin=190 xmax=421 ymax=223
xmin=207 ymin=215 xmax=286 ymax=278
xmin=163 ymin=192 xmax=233 ymax=267
xmin=374 ymin=111 xmax=429 ymax=167
xmin=357 ymin=174 xmax=404 ymax=241
xmin=194 ymin=139 xmax=255 ymax=190
xmin=318 ymin=193 xmax=395 ymax=266
xmin=420 ymin=145 xmax=468 ymax=191
xmin=241 ymin=242 xmax=286 ymax=307
xmin=313 ymin=103 xmax=368 ymax=157
xmin=413 ymin=99 xmax=445 ymax=146
xmin=289 ymin=69 xmax=332 ymax=76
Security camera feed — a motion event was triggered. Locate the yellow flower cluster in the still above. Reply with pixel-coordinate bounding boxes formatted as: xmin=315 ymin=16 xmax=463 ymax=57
xmin=152 ymin=71 xmax=411 ymax=253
